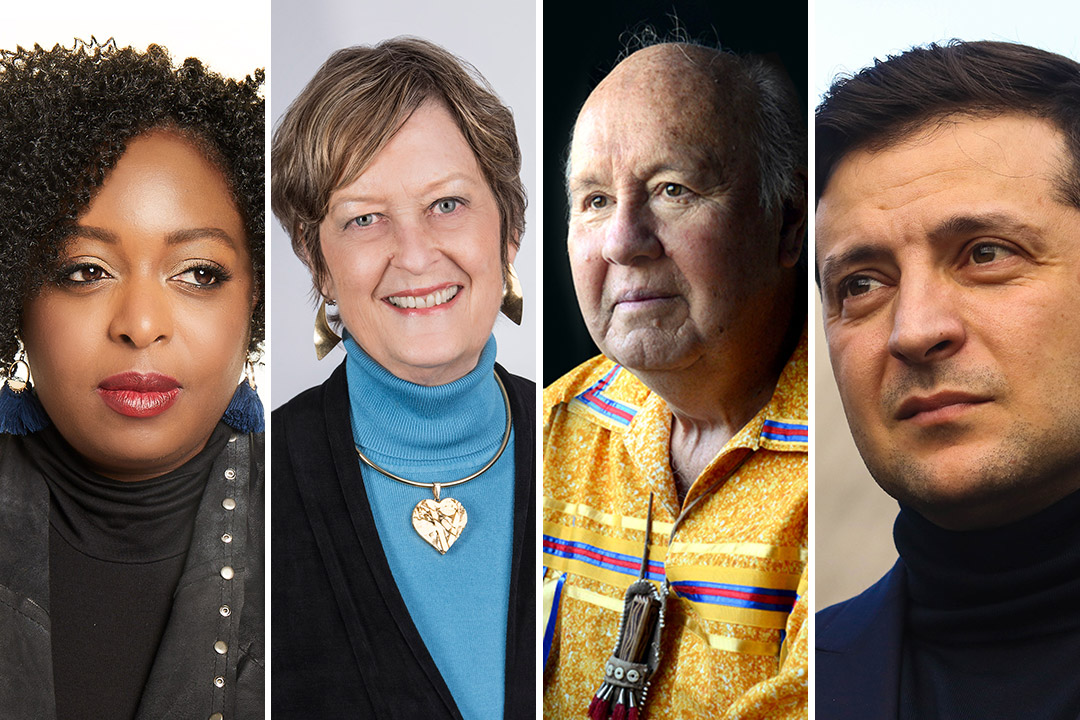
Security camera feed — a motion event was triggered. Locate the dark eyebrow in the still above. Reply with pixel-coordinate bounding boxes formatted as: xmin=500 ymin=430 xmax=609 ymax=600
xmin=928 ymin=212 xmax=1041 ymax=244
xmin=165 ymin=227 xmax=240 ymax=250
xmin=819 ymin=211 xmax=1044 ymax=290
xmin=72 ymin=225 xmax=118 ymax=243
xmin=72 ymin=225 xmax=239 ymax=251
xmin=818 ymin=243 xmax=893 ymax=291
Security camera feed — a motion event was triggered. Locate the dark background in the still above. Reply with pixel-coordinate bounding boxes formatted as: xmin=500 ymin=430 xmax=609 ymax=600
xmin=542 ymin=0 xmax=808 ymax=386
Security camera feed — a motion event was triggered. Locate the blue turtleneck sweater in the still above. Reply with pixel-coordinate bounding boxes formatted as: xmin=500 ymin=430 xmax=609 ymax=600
xmin=345 ymin=334 xmax=514 ymax=720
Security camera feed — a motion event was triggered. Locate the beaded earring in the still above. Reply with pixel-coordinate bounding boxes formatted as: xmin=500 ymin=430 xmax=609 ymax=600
xmin=222 ymin=361 xmax=264 ymax=433
xmin=0 ymin=340 xmax=49 ymax=435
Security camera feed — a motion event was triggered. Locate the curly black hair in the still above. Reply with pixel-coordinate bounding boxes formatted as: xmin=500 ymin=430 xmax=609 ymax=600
xmin=0 ymin=38 xmax=264 ymax=366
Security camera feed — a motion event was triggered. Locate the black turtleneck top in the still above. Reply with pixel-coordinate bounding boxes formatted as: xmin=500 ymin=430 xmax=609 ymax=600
xmin=896 ymin=488 xmax=1080 ymax=720
xmin=24 ymin=422 xmax=231 ymax=720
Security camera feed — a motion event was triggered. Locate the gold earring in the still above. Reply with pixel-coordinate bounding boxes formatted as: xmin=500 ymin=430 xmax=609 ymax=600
xmin=314 ymin=299 xmax=342 ymax=360
xmin=500 ymin=264 xmax=523 ymax=325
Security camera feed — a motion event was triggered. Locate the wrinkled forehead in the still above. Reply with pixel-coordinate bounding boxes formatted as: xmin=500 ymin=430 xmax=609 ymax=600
xmin=818 ymin=114 xmax=1070 ymax=228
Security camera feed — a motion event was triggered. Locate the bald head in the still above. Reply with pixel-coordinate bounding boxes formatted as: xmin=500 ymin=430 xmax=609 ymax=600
xmin=564 ymin=42 xmax=805 ymax=382
xmin=574 ymin=44 xmax=756 ymax=199
xmin=571 ymin=42 xmax=804 ymax=219
xmin=588 ymin=43 xmax=753 ymax=119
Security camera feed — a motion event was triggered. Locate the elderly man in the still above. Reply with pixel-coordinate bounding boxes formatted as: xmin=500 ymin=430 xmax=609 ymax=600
xmin=816 ymin=41 xmax=1080 ymax=718
xmin=542 ymin=42 xmax=808 ymax=719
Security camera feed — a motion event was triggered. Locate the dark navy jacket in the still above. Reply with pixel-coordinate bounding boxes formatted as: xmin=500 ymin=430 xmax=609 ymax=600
xmin=816 ymin=561 xmax=907 ymax=720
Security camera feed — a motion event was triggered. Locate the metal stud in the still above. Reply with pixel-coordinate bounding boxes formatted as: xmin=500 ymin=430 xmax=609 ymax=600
xmin=220 ymin=566 xmax=234 ymax=580
xmin=214 ymin=640 xmax=228 ymax=655
xmin=222 ymin=498 xmax=237 ymax=511
xmin=222 ymin=533 xmax=232 ymax=544
xmin=229 ymin=433 xmax=238 ymax=442
xmin=210 ymin=713 xmax=223 ymax=720
xmin=224 ymin=468 xmax=236 ymax=480
xmin=214 ymin=676 xmax=225 ymax=688
xmin=219 ymin=605 xmax=231 ymax=617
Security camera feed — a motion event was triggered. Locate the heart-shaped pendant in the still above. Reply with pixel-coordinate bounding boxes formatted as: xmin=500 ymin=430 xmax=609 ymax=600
xmin=412 ymin=496 xmax=468 ymax=554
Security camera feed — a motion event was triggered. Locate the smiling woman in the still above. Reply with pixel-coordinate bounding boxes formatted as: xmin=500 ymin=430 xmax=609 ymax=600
xmin=270 ymin=37 xmax=534 ymax=720
xmin=316 ymin=100 xmax=509 ymax=386
xmin=0 ymin=40 xmax=264 ymax=720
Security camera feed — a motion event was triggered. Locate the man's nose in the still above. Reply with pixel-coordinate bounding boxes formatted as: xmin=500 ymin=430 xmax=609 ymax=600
xmin=887 ymin=276 xmax=966 ymax=364
xmin=601 ymin=201 xmax=663 ymax=265
xmin=108 ymin=278 xmax=173 ymax=349
xmin=390 ymin=220 xmax=440 ymax=274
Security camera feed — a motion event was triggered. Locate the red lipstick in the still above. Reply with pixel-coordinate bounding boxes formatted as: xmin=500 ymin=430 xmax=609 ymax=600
xmin=97 ymin=372 xmax=181 ymax=418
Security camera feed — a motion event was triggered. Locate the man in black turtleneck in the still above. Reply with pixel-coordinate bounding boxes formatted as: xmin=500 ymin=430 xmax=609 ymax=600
xmin=814 ymin=40 xmax=1080 ymax=719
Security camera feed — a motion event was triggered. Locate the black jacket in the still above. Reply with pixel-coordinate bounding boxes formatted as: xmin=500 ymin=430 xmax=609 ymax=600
xmin=0 ymin=429 xmax=264 ymax=719
xmin=271 ymin=362 xmax=535 ymax=719
xmin=816 ymin=561 xmax=906 ymax=720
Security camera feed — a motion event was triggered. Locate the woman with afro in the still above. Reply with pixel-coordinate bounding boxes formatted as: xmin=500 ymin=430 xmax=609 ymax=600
xmin=0 ymin=39 xmax=264 ymax=719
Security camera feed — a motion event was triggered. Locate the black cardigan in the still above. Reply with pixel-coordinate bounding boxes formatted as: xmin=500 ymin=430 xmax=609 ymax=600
xmin=271 ymin=362 xmax=535 ymax=719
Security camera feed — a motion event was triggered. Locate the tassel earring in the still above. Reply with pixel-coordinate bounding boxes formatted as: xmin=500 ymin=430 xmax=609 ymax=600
xmin=500 ymin=263 xmax=523 ymax=325
xmin=223 ymin=361 xmax=264 ymax=433
xmin=0 ymin=342 xmax=50 ymax=435
xmin=314 ymin=298 xmax=342 ymax=360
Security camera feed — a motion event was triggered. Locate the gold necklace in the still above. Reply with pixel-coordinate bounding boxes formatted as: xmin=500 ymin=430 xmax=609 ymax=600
xmin=355 ymin=371 xmax=512 ymax=554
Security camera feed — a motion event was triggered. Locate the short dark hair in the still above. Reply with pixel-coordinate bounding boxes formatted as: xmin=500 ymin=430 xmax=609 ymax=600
xmin=816 ymin=40 xmax=1080 ymax=208
xmin=0 ymin=39 xmax=265 ymax=365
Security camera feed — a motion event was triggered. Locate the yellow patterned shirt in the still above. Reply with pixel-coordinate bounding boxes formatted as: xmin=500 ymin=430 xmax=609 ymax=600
xmin=542 ymin=333 xmax=808 ymax=719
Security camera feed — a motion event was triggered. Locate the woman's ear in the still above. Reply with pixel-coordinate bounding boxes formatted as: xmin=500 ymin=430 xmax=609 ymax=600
xmin=507 ymin=233 xmax=520 ymax=265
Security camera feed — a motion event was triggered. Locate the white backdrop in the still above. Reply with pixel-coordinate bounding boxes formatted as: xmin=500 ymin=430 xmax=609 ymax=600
xmin=814 ymin=0 xmax=1080 ymax=609
xmin=268 ymin=0 xmax=537 ymax=408
xmin=2 ymin=1 xmax=266 ymax=94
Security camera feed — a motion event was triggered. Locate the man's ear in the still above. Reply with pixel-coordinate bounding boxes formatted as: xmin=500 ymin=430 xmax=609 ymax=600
xmin=779 ymin=170 xmax=808 ymax=269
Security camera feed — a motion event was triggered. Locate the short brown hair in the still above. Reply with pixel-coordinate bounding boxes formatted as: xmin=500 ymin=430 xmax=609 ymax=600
xmin=271 ymin=37 xmax=526 ymax=297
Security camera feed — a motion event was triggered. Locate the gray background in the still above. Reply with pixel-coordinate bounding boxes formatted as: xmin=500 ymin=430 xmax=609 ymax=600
xmin=815 ymin=0 xmax=1080 ymax=610
xmin=269 ymin=0 xmax=537 ymax=408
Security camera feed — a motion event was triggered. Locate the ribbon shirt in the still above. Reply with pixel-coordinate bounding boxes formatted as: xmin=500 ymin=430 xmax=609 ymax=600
xmin=542 ymin=332 xmax=809 ymax=719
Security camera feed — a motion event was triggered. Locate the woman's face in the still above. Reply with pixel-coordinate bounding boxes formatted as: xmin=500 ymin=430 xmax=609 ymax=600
xmin=318 ymin=101 xmax=514 ymax=386
xmin=22 ymin=130 xmax=255 ymax=481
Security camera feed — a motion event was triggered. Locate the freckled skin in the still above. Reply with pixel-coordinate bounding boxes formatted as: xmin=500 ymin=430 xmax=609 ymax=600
xmin=569 ymin=47 xmax=781 ymax=375
xmin=566 ymin=44 xmax=804 ymax=489
xmin=818 ymin=114 xmax=1080 ymax=530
